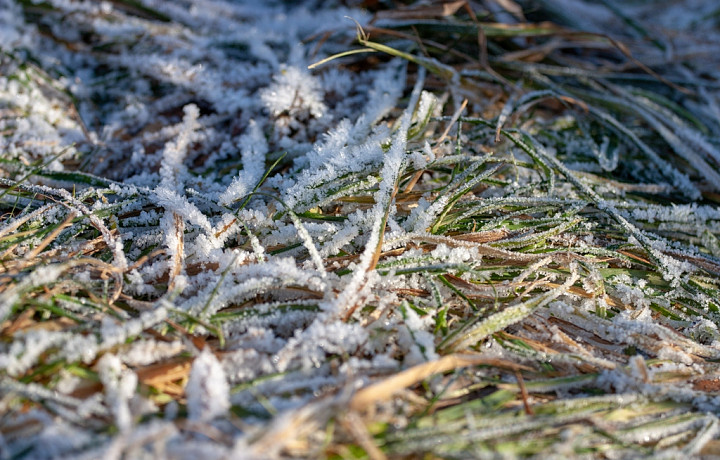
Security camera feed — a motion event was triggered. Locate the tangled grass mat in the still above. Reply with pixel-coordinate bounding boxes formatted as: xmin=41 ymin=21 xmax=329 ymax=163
xmin=2 ymin=0 xmax=720 ymax=458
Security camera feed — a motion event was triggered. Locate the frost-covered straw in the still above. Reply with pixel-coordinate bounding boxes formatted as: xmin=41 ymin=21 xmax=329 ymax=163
xmin=329 ymin=65 xmax=426 ymax=317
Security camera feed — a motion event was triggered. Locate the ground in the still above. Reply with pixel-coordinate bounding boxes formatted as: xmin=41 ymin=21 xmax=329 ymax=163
xmin=2 ymin=0 xmax=720 ymax=458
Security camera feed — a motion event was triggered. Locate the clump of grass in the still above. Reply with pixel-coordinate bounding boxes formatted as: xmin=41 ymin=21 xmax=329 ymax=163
xmin=2 ymin=0 xmax=720 ymax=458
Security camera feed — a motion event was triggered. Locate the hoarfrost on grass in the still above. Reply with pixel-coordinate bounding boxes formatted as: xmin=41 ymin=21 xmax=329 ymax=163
xmin=3 ymin=0 xmax=720 ymax=458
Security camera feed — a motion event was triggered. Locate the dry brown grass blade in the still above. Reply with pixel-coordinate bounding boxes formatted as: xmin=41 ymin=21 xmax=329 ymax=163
xmin=340 ymin=411 xmax=388 ymax=460
xmin=166 ymin=212 xmax=185 ymax=294
xmin=326 ymin=248 xmax=406 ymax=271
xmin=1 ymin=307 xmax=35 ymax=336
xmin=136 ymin=357 xmax=192 ymax=395
xmin=125 ymin=248 xmax=167 ymax=272
xmin=701 ymin=440 xmax=720 ymax=456
xmin=545 ymin=282 xmax=597 ymax=299
xmin=395 ymin=191 xmax=423 ymax=203
xmin=213 ymin=217 xmax=237 ymax=239
xmin=349 ymin=354 xmax=531 ymax=411
xmin=436 ymin=98 xmax=468 ymax=147
xmin=515 ymin=370 xmax=534 ymax=415
xmin=617 ymin=249 xmax=653 ymax=265
xmin=402 ymin=170 xmax=426 ymax=196
xmin=0 ymin=242 xmax=20 ymax=262
xmin=368 ymin=181 xmax=400 ymax=273
xmin=372 ymin=0 xmax=466 ymax=22
xmin=249 ymin=397 xmax=337 ymax=458
xmin=452 ymin=228 xmax=511 ymax=243
xmin=498 ymin=330 xmax=567 ymax=356
xmin=494 ymin=0 xmax=526 ymax=21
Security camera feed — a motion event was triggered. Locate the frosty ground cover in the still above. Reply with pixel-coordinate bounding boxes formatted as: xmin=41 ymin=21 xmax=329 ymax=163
xmin=2 ymin=0 xmax=720 ymax=458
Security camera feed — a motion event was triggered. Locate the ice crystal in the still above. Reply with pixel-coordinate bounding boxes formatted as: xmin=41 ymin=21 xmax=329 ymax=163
xmin=97 ymin=354 xmax=138 ymax=432
xmin=186 ymin=348 xmax=230 ymax=422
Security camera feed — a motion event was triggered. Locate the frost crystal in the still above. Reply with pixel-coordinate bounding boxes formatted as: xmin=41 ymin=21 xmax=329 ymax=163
xmin=97 ymin=354 xmax=138 ymax=432
xmin=186 ymin=348 xmax=230 ymax=422
xmin=262 ymin=66 xmax=326 ymax=119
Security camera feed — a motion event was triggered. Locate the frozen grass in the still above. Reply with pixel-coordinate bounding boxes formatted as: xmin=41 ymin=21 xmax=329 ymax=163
xmin=2 ymin=0 xmax=720 ymax=458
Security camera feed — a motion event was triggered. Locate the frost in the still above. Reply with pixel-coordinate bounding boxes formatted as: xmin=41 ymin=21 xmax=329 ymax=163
xmin=398 ymin=303 xmax=439 ymax=366
xmin=158 ymin=104 xmax=201 ymax=189
xmin=274 ymin=319 xmax=368 ymax=372
xmin=218 ymin=120 xmax=268 ymax=206
xmin=97 ymin=354 xmax=138 ymax=432
xmin=117 ymin=340 xmax=185 ymax=367
xmin=262 ymin=66 xmax=326 ymax=120
xmin=0 ymin=264 xmax=65 ymax=322
xmin=186 ymin=348 xmax=230 ymax=422
xmin=2 ymin=0 xmax=720 ymax=457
